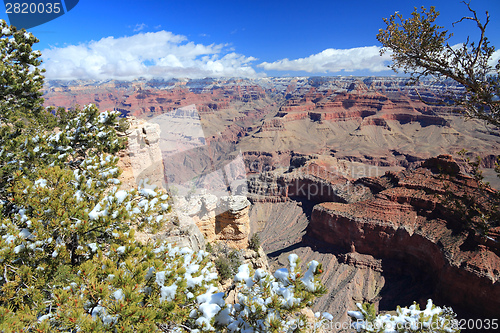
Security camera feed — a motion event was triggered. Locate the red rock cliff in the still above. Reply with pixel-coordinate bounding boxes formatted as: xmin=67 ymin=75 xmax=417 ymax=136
xmin=309 ymin=155 xmax=500 ymax=318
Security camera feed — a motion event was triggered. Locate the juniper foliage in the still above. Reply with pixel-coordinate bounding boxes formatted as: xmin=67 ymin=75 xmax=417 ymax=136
xmin=377 ymin=3 xmax=500 ymax=128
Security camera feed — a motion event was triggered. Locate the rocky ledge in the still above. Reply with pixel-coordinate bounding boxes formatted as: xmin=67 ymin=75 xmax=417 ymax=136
xmin=309 ymin=155 xmax=500 ymax=318
xmin=175 ymin=194 xmax=251 ymax=249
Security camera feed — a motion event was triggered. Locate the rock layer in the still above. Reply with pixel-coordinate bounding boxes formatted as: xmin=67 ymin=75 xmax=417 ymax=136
xmin=45 ymin=77 xmax=500 ymax=170
xmin=118 ymin=118 xmax=206 ymax=251
xmin=176 ymin=194 xmax=252 ymax=249
xmin=122 ymin=117 xmax=165 ymax=188
xmin=309 ymin=155 xmax=500 ymax=318
xmin=248 ymin=201 xmax=387 ymax=323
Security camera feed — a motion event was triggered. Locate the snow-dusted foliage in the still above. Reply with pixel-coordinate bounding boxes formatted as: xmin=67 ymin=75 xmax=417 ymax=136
xmin=215 ymin=254 xmax=328 ymax=332
xmin=0 ymin=104 xmax=173 ymax=331
xmin=0 ymin=19 xmax=45 ymax=124
xmin=35 ymin=244 xmax=221 ymax=331
xmin=348 ymin=300 xmax=460 ymax=333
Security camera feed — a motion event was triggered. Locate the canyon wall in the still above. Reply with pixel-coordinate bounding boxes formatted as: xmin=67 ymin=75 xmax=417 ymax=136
xmin=309 ymin=155 xmax=500 ymax=318
xmin=120 ymin=117 xmax=253 ymax=251
xmin=247 ymin=154 xmax=500 ymax=320
xmin=45 ymin=77 xmax=500 ymax=170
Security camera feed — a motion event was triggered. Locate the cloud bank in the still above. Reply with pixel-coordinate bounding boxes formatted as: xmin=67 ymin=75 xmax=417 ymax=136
xmin=41 ymin=31 xmax=259 ymax=80
xmin=40 ymin=32 xmax=500 ymax=81
xmin=41 ymin=31 xmax=396 ymax=80
xmin=258 ymin=46 xmax=391 ymax=73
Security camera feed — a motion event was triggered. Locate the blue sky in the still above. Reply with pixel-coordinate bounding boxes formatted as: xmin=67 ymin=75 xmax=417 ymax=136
xmin=1 ymin=0 xmax=500 ymax=80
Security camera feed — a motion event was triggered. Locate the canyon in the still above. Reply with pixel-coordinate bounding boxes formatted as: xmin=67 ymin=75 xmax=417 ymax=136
xmin=44 ymin=77 xmax=500 ymax=172
xmin=46 ymin=77 xmax=500 ymax=324
xmin=246 ymin=154 xmax=500 ymax=322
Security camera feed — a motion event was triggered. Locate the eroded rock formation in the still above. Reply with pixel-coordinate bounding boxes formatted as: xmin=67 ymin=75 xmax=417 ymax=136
xmin=118 ymin=118 xmax=206 ymax=251
xmin=248 ymin=154 xmax=500 ymax=321
xmin=120 ymin=117 xmax=164 ymax=189
xmin=248 ymin=201 xmax=387 ymax=323
xmin=309 ymin=155 xmax=500 ymax=318
xmin=119 ymin=114 xmax=253 ymax=250
xmin=175 ymin=194 xmax=251 ymax=249
xmin=45 ymin=77 xmax=500 ymax=170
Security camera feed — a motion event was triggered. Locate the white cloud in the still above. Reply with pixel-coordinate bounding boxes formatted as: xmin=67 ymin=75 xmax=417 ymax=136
xmin=133 ymin=23 xmax=148 ymax=32
xmin=258 ymin=46 xmax=391 ymax=73
xmin=41 ymin=31 xmax=259 ymax=80
xmin=490 ymin=50 xmax=500 ymax=67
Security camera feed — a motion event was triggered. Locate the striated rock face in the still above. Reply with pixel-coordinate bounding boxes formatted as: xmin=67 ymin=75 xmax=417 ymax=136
xmin=248 ymin=201 xmax=387 ymax=323
xmin=247 ymin=157 xmax=372 ymax=204
xmin=309 ymin=155 xmax=500 ymax=318
xmin=276 ymin=88 xmax=452 ymax=127
xmin=176 ymin=194 xmax=252 ymax=249
xmin=216 ymin=196 xmax=251 ymax=248
xmin=119 ymin=117 xmax=165 ymax=189
xmin=43 ymin=79 xmax=271 ymax=118
xmin=249 ymin=155 xmax=500 ymax=321
xmin=45 ymin=77 xmax=500 ymax=171
xmin=118 ymin=109 xmax=254 ymax=250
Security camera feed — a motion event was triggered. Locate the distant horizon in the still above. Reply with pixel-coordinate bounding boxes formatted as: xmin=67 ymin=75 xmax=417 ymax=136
xmin=42 ymin=75 xmax=459 ymax=85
